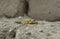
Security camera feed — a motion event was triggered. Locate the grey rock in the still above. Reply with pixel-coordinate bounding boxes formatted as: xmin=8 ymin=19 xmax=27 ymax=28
xmin=28 ymin=0 xmax=60 ymax=21
xmin=15 ymin=21 xmax=60 ymax=39
xmin=0 ymin=17 xmax=21 ymax=39
xmin=0 ymin=17 xmax=60 ymax=39
xmin=0 ymin=16 xmax=30 ymax=39
xmin=0 ymin=0 xmax=26 ymax=18
xmin=0 ymin=32 xmax=5 ymax=39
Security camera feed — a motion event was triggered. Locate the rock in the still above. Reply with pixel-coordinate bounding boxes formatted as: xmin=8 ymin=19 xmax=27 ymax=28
xmin=15 ymin=21 xmax=60 ymax=39
xmin=28 ymin=0 xmax=60 ymax=21
xmin=0 ymin=16 xmax=30 ymax=39
xmin=0 ymin=0 xmax=26 ymax=18
xmin=0 ymin=18 xmax=21 ymax=39
xmin=0 ymin=32 xmax=5 ymax=39
xmin=0 ymin=16 xmax=60 ymax=39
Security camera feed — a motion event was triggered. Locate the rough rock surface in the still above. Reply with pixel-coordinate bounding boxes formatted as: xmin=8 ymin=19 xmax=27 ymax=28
xmin=28 ymin=0 xmax=60 ymax=21
xmin=0 ymin=0 xmax=26 ymax=18
xmin=0 ymin=16 xmax=60 ymax=39
xmin=15 ymin=21 xmax=60 ymax=39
